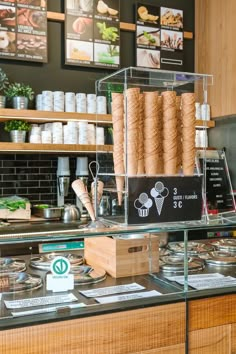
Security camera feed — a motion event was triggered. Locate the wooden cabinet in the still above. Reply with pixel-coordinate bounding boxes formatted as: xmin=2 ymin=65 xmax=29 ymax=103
xmin=0 ymin=303 xmax=186 ymax=354
xmin=188 ymin=294 xmax=236 ymax=353
xmin=195 ymin=0 xmax=236 ymax=118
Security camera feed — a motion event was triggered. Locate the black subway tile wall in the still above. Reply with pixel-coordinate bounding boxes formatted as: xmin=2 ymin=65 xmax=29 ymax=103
xmin=0 ymin=154 xmax=77 ymax=205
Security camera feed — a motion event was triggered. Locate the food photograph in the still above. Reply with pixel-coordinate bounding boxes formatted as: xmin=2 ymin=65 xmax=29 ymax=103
xmin=66 ymin=16 xmax=93 ymax=41
xmin=160 ymin=7 xmax=183 ymax=28
xmin=137 ymin=48 xmax=160 ymax=68
xmin=66 ymin=38 xmax=93 ymax=61
xmin=0 ymin=5 xmax=16 ymax=28
xmin=136 ymin=25 xmax=160 ymax=47
xmin=161 ymin=29 xmax=183 ymax=50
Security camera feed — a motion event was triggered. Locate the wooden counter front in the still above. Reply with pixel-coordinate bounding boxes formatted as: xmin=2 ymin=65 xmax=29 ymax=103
xmin=0 ymin=302 xmax=186 ymax=354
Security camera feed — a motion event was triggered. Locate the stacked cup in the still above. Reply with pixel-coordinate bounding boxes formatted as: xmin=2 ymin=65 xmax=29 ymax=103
xmin=67 ymin=121 xmax=78 ymax=144
xmin=29 ymin=126 xmax=42 ymax=143
xmin=87 ymin=94 xmax=96 ymax=113
xmin=96 ymin=127 xmax=105 ymax=145
xmin=36 ymin=94 xmax=43 ymax=110
xmin=78 ymin=121 xmax=88 ymax=144
xmin=88 ymin=123 xmax=96 ymax=144
xmin=52 ymin=122 xmax=63 ymax=144
xmin=76 ymin=93 xmax=87 ymax=113
xmin=53 ymin=91 xmax=64 ymax=112
xmin=65 ymin=92 xmax=76 ymax=112
xmin=42 ymin=91 xmax=53 ymax=111
xmin=96 ymin=96 xmax=107 ymax=114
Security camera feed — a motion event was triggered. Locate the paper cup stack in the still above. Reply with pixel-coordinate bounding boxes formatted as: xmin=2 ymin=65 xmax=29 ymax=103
xmin=111 ymin=92 xmax=124 ymax=206
xmin=162 ymin=91 xmax=177 ymax=175
xmin=143 ymin=91 xmax=160 ymax=175
xmin=125 ymin=88 xmax=140 ymax=176
xmin=181 ymin=93 xmax=196 ymax=175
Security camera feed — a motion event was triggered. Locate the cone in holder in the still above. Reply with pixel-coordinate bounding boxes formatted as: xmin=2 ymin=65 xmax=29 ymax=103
xmin=72 ymin=179 xmax=95 ymax=221
xmin=181 ymin=92 xmax=196 ymax=175
xmin=112 ymin=92 xmax=125 ymax=206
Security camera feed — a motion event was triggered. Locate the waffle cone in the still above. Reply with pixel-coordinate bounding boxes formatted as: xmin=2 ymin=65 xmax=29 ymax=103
xmin=72 ymin=180 xmax=95 ymax=221
xmin=116 ymin=176 xmax=124 ymax=206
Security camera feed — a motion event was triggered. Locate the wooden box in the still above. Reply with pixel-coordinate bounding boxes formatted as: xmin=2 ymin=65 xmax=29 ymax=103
xmin=84 ymin=234 xmax=159 ymax=278
xmin=0 ymin=203 xmax=31 ymax=220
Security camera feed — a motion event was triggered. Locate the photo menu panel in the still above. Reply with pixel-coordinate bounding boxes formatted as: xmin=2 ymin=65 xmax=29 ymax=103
xmin=65 ymin=0 xmax=120 ymax=69
xmin=0 ymin=0 xmax=47 ymax=62
xmin=136 ymin=3 xmax=183 ymax=70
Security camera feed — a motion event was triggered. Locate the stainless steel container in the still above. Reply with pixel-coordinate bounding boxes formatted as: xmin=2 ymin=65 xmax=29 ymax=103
xmin=32 ymin=205 xmax=63 ymax=219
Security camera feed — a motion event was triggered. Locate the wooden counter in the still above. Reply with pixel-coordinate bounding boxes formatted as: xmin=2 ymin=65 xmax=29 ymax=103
xmin=0 ymin=302 xmax=186 ymax=354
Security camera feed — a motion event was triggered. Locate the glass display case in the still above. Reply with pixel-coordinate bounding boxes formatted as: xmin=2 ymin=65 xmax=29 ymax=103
xmin=95 ymin=67 xmax=219 ymax=227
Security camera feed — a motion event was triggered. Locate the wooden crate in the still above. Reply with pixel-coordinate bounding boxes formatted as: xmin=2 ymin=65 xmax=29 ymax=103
xmin=84 ymin=234 xmax=159 ymax=278
xmin=0 ymin=203 xmax=31 ymax=220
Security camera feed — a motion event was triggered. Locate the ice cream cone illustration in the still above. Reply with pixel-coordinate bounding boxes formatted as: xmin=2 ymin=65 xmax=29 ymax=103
xmin=150 ymin=181 xmax=169 ymax=216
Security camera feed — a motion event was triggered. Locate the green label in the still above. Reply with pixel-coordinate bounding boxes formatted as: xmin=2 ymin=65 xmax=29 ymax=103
xmin=39 ymin=241 xmax=84 ymax=253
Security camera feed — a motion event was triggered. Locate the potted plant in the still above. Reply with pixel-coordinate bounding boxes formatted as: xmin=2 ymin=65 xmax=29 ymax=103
xmin=4 ymin=82 xmax=34 ymax=110
xmin=4 ymin=119 xmax=31 ymax=143
xmin=0 ymin=68 xmax=9 ymax=108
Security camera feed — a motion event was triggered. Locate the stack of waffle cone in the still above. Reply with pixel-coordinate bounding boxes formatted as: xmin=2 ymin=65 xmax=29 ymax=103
xmin=162 ymin=90 xmax=177 ymax=175
xmin=111 ymin=92 xmax=124 ymax=206
xmin=91 ymin=180 xmax=104 ymax=211
xmin=143 ymin=91 xmax=160 ymax=175
xmin=125 ymin=88 xmax=140 ymax=175
xmin=72 ymin=179 xmax=95 ymax=221
xmin=157 ymin=95 xmax=164 ymax=173
xmin=137 ymin=93 xmax=145 ymax=175
xmin=176 ymin=96 xmax=182 ymax=173
xmin=181 ymin=93 xmax=196 ymax=175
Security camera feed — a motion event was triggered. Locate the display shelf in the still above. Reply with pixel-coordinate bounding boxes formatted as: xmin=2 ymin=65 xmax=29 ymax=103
xmin=0 ymin=109 xmax=214 ymax=128
xmin=0 ymin=142 xmax=113 ymax=154
xmin=0 ymin=109 xmax=112 ymax=125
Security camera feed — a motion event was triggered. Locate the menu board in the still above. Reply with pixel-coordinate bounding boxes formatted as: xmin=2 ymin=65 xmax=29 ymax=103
xmin=128 ymin=176 xmax=202 ymax=225
xmin=65 ymin=0 xmax=120 ymax=69
xmin=136 ymin=3 xmax=183 ymax=70
xmin=0 ymin=0 xmax=47 ymax=62
xmin=198 ymin=151 xmax=236 ymax=214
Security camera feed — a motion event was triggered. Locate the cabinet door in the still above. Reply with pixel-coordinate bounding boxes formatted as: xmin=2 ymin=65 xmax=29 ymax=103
xmin=189 ymin=325 xmax=231 ymax=354
xmin=232 ymin=323 xmax=236 ymax=353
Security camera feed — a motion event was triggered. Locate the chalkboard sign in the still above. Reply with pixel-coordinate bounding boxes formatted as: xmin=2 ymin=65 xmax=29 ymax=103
xmin=198 ymin=150 xmax=236 ymax=214
xmin=128 ymin=176 xmax=202 ymax=225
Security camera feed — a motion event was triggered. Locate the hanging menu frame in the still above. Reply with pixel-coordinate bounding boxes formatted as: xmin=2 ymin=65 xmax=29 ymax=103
xmin=0 ymin=0 xmax=47 ymax=63
xmin=65 ymin=0 xmax=120 ymax=69
xmin=135 ymin=2 xmax=184 ymax=71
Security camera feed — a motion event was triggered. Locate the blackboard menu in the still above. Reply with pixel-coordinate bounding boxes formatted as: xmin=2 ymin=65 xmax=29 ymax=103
xmin=128 ymin=176 xmax=202 ymax=225
xmin=0 ymin=0 xmax=47 ymax=63
xmin=199 ymin=152 xmax=236 ymax=214
xmin=136 ymin=3 xmax=183 ymax=71
xmin=65 ymin=0 xmax=120 ymax=69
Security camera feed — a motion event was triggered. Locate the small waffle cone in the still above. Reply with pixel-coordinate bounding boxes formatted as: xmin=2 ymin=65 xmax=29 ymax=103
xmin=72 ymin=179 xmax=95 ymax=221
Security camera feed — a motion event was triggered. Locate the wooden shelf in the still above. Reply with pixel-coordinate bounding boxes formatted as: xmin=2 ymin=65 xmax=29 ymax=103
xmin=46 ymin=11 xmax=193 ymax=39
xmin=0 ymin=109 xmax=112 ymax=125
xmin=0 ymin=142 xmax=113 ymax=154
xmin=0 ymin=109 xmax=215 ymax=128
xmin=195 ymin=120 xmax=215 ymax=128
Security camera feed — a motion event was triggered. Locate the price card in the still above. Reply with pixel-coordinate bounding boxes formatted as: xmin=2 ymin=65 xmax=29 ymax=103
xmin=128 ymin=176 xmax=202 ymax=224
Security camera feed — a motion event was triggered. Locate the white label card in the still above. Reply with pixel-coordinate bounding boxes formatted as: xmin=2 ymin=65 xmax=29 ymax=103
xmin=95 ymin=290 xmax=162 ymax=304
xmin=5 ymin=293 xmax=78 ymax=309
xmin=80 ymin=282 xmax=145 ymax=298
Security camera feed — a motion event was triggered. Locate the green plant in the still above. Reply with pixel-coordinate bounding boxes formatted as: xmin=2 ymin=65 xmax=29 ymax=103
xmin=97 ymin=22 xmax=119 ymax=42
xmin=4 ymin=119 xmax=31 ymax=132
xmin=0 ymin=68 xmax=9 ymax=94
xmin=4 ymin=82 xmax=34 ymax=101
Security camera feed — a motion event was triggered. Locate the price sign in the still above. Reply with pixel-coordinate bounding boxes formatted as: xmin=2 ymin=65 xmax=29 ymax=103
xmin=128 ymin=176 xmax=202 ymax=224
